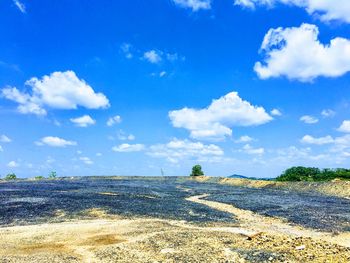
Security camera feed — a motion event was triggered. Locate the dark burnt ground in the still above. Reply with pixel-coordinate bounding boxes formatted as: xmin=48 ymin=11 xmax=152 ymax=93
xmin=0 ymin=177 xmax=234 ymax=226
xmin=0 ymin=176 xmax=349 ymax=233
xmin=203 ymin=184 xmax=350 ymax=233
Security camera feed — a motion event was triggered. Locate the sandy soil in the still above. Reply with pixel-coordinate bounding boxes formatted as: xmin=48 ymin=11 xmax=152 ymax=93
xmin=0 ymin=194 xmax=349 ymax=262
xmin=197 ymin=177 xmax=350 ymax=199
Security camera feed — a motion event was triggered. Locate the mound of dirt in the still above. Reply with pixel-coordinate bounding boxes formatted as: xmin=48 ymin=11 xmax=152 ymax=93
xmin=212 ymin=177 xmax=350 ymax=199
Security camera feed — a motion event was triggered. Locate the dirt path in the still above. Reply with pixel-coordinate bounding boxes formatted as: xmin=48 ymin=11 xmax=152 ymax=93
xmin=1 ymin=215 xmax=349 ymax=262
xmin=186 ymin=194 xmax=350 ymax=248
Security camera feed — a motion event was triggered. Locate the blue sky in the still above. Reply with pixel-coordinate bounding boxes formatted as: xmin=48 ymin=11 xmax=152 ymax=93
xmin=1 ymin=0 xmax=350 ymax=178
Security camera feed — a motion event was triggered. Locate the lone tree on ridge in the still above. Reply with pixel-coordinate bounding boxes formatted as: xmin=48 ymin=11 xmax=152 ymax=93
xmin=190 ymin=165 xmax=204 ymax=176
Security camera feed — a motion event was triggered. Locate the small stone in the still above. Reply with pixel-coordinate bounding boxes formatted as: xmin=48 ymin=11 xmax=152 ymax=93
xmin=296 ymin=245 xmax=306 ymax=250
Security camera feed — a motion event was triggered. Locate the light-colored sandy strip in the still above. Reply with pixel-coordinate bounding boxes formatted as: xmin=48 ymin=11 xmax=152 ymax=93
xmin=186 ymin=194 xmax=350 ymax=248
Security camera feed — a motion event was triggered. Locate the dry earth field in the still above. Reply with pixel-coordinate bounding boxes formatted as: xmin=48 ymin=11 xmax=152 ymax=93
xmin=0 ymin=176 xmax=349 ymax=262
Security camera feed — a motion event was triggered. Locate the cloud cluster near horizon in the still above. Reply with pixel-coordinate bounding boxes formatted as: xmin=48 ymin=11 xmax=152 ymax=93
xmin=169 ymin=92 xmax=273 ymax=141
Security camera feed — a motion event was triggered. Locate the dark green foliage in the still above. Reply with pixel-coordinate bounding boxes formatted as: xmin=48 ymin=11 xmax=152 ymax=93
xmin=276 ymin=166 xmax=350 ymax=181
xmin=5 ymin=173 xmax=17 ymax=180
xmin=48 ymin=171 xmax=57 ymax=178
xmin=190 ymin=165 xmax=204 ymax=176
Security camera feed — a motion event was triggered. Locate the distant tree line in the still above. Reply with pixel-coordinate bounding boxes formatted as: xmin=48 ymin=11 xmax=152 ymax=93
xmin=0 ymin=171 xmax=58 ymax=181
xmin=276 ymin=166 xmax=350 ymax=182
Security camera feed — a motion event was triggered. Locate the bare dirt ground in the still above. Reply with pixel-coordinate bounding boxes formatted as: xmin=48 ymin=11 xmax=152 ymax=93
xmin=0 ymin=196 xmax=349 ymax=262
xmin=0 ymin=177 xmax=349 ymax=262
xmin=216 ymin=177 xmax=350 ymax=199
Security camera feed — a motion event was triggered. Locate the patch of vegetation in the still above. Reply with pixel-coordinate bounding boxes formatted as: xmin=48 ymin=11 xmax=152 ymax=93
xmin=48 ymin=171 xmax=57 ymax=179
xmin=190 ymin=165 xmax=204 ymax=176
xmin=5 ymin=173 xmax=17 ymax=180
xmin=276 ymin=166 xmax=350 ymax=182
xmin=35 ymin=176 xmax=45 ymax=180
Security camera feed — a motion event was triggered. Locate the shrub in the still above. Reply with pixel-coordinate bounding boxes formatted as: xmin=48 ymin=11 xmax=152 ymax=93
xmin=35 ymin=176 xmax=44 ymax=180
xmin=276 ymin=166 xmax=350 ymax=181
xmin=190 ymin=165 xmax=204 ymax=177
xmin=5 ymin=173 xmax=17 ymax=180
xmin=48 ymin=171 xmax=57 ymax=178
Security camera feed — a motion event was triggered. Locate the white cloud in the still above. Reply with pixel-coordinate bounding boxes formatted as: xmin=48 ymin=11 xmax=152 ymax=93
xmin=159 ymin=71 xmax=167 ymax=77
xmin=107 ymin=115 xmax=122 ymax=126
xmin=241 ymin=144 xmax=265 ymax=155
xmin=300 ymin=115 xmax=318 ymax=124
xmin=299 ymin=134 xmax=350 ymax=160
xmin=80 ymin=156 xmax=93 ymax=165
xmin=234 ymin=0 xmax=350 ymax=23
xmin=300 ymin=135 xmax=334 ymax=145
xmin=1 ymin=71 xmax=109 ymax=115
xmin=70 ymin=115 xmax=96 ymax=127
xmin=0 ymin=135 xmax=11 ymax=143
xmin=115 ymin=130 xmax=135 ymax=141
xmin=0 ymin=146 xmax=3 ymax=152
xmin=321 ymin=109 xmax=335 ymax=118
xmin=96 ymin=152 xmax=102 ymax=157
xmin=338 ymin=120 xmax=350 ymax=133
xmin=254 ymin=24 xmax=350 ymax=81
xmin=235 ymin=135 xmax=254 ymax=143
xmin=270 ymin=108 xmax=282 ymax=116
xmin=143 ymin=50 xmax=162 ymax=64
xmin=120 ymin=43 xmax=133 ymax=59
xmin=148 ymin=138 xmax=223 ymax=163
xmin=172 ymin=0 xmax=211 ymax=11
xmin=169 ymin=91 xmax=273 ymax=141
xmin=112 ymin=143 xmax=145 ymax=152
xmin=13 ymin=0 xmax=26 ymax=13
xmin=36 ymin=136 xmax=77 ymax=147
xmin=7 ymin=161 xmax=18 ymax=168
xmin=1 ymin=87 xmax=47 ymax=115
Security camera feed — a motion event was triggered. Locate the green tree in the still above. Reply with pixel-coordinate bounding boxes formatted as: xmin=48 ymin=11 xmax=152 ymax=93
xmin=5 ymin=173 xmax=17 ymax=180
xmin=276 ymin=166 xmax=350 ymax=181
xmin=190 ymin=165 xmax=204 ymax=177
xmin=48 ymin=171 xmax=57 ymax=178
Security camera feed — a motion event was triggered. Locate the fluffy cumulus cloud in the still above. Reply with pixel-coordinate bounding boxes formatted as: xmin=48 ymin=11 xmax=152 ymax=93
xmin=270 ymin=109 xmax=282 ymax=116
xmin=1 ymin=71 xmax=109 ymax=115
xmin=112 ymin=143 xmax=145 ymax=152
xmin=234 ymin=0 xmax=350 ymax=23
xmin=172 ymin=0 xmax=211 ymax=11
xmin=300 ymin=115 xmax=318 ymax=124
xmin=300 ymin=134 xmax=350 ymax=159
xmin=148 ymin=138 xmax=223 ymax=163
xmin=241 ymin=144 xmax=265 ymax=155
xmin=36 ymin=136 xmax=77 ymax=147
xmin=254 ymin=24 xmax=350 ymax=81
xmin=169 ymin=91 xmax=273 ymax=141
xmin=0 ymin=135 xmax=11 ymax=143
xmin=107 ymin=115 xmax=122 ymax=126
xmin=70 ymin=115 xmax=96 ymax=127
xmin=338 ymin=120 xmax=350 ymax=133
xmin=235 ymin=135 xmax=254 ymax=143
xmin=142 ymin=49 xmax=183 ymax=65
xmin=300 ymin=135 xmax=334 ymax=145
xmin=143 ymin=50 xmax=162 ymax=64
